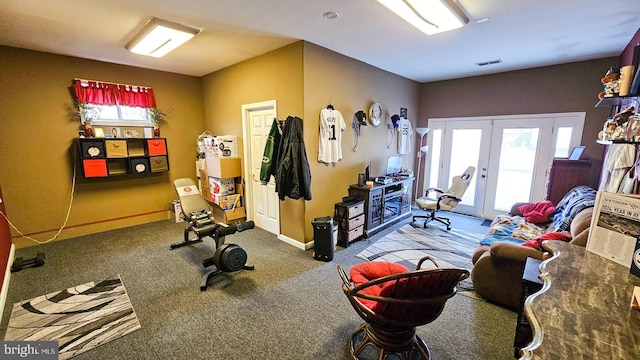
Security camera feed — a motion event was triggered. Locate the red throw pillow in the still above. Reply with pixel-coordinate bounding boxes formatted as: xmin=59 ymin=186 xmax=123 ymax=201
xmin=350 ymin=262 xmax=408 ymax=309
xmin=522 ymin=232 xmax=572 ymax=250
xmin=518 ymin=201 xmax=556 ymax=224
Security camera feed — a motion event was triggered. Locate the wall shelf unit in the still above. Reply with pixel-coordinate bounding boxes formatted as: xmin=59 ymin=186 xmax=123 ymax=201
xmin=77 ymin=138 xmax=169 ymax=178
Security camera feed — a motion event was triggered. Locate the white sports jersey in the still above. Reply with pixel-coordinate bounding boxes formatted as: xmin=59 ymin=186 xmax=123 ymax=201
xmin=318 ymin=108 xmax=346 ymax=163
xmin=397 ymin=117 xmax=413 ymax=155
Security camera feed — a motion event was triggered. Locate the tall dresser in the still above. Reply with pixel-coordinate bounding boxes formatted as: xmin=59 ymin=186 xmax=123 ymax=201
xmin=546 ymin=159 xmax=591 ymax=204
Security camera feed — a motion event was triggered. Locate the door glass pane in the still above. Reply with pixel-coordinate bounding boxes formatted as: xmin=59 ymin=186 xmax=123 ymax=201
xmin=494 ymin=128 xmax=539 ymax=210
xmin=428 ymin=129 xmax=442 ymax=190
xmin=450 ymin=129 xmax=481 ymax=206
xmin=554 ymin=127 xmax=572 ymax=157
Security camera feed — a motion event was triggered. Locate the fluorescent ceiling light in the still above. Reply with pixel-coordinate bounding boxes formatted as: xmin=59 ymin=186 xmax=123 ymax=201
xmin=377 ymin=0 xmax=469 ymax=35
xmin=125 ymin=17 xmax=200 ymax=57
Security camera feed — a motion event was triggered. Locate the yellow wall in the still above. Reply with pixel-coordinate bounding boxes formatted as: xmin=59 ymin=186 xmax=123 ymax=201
xmin=302 ymin=43 xmax=420 ymax=242
xmin=0 ymin=46 xmax=204 ymax=247
xmin=0 ymin=43 xmax=614 ymax=248
xmin=200 ymin=42 xmax=305 ymax=241
xmin=200 ymin=41 xmax=420 ymax=243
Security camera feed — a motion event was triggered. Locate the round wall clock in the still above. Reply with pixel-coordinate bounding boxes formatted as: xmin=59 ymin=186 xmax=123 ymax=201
xmin=368 ymin=103 xmax=382 ymax=127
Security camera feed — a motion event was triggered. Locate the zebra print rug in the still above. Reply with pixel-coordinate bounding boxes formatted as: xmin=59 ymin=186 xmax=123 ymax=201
xmin=356 ymin=223 xmax=485 ymax=292
xmin=4 ymin=276 xmax=140 ymax=359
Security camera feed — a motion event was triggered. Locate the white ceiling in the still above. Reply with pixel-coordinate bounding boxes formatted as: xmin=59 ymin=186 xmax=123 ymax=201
xmin=1 ymin=0 xmax=639 ymax=83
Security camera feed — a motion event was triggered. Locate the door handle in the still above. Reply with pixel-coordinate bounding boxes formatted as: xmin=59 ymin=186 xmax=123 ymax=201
xmin=481 ymin=175 xmax=486 ymax=178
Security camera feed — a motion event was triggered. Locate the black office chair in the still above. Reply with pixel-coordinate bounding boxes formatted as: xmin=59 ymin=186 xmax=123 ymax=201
xmin=171 ymin=178 xmax=255 ymax=291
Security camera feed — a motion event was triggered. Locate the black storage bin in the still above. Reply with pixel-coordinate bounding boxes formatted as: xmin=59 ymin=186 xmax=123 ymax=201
xmin=130 ymin=158 xmax=150 ymax=174
xmin=312 ymin=216 xmax=334 ymax=262
xmin=79 ymin=139 xmax=105 ymax=158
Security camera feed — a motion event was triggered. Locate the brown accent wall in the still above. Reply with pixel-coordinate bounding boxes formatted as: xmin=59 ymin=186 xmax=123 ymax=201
xmin=620 ymin=28 xmax=640 ymax=66
xmin=0 ymin=46 xmax=204 ymax=248
xmin=303 ymin=43 xmax=420 ymax=242
xmin=200 ymin=42 xmax=305 ymax=241
xmin=417 ymin=58 xmax=617 ymax=193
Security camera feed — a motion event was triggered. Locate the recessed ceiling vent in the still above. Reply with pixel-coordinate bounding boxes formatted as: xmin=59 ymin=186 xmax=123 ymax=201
xmin=476 ymin=59 xmax=502 ymax=66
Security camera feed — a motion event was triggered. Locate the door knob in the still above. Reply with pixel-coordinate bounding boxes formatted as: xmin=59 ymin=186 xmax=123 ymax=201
xmin=481 ymin=175 xmax=486 ymax=178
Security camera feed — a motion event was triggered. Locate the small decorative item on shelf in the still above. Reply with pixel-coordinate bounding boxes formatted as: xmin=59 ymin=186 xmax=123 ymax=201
xmin=150 ymin=107 xmax=168 ymax=138
xmin=598 ymin=67 xmax=621 ymax=100
xmin=627 ymin=114 xmax=640 ymax=142
xmin=75 ymin=102 xmax=101 ymax=138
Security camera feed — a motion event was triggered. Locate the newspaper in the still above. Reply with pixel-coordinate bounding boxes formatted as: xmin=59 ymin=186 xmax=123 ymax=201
xmin=586 ymin=191 xmax=640 ymax=267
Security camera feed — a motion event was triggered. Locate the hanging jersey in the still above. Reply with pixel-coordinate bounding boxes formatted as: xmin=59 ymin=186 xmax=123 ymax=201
xmin=318 ymin=108 xmax=346 ymax=163
xmin=397 ymin=117 xmax=413 ymax=155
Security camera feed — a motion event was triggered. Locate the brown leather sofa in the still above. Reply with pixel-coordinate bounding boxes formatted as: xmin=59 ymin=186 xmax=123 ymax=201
xmin=470 ymin=192 xmax=594 ymax=310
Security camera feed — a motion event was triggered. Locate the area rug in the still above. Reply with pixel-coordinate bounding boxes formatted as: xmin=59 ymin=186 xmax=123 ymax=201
xmin=356 ymin=224 xmax=485 ymax=294
xmin=4 ymin=277 xmax=141 ymax=359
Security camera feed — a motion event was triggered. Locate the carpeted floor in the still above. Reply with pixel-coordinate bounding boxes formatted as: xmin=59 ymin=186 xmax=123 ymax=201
xmin=4 ymin=277 xmax=140 ymax=359
xmin=1 ymin=213 xmax=515 ymax=360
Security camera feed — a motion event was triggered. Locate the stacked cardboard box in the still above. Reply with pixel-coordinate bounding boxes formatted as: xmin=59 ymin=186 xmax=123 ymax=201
xmin=204 ymin=135 xmax=239 ymax=158
xmin=198 ymin=156 xmax=245 ymax=222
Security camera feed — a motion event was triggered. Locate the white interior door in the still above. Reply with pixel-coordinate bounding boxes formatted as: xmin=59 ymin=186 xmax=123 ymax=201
xmin=242 ymin=100 xmax=279 ymax=235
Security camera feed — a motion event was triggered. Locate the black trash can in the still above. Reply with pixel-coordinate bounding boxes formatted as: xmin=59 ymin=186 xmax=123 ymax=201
xmin=312 ymin=216 xmax=334 ymax=262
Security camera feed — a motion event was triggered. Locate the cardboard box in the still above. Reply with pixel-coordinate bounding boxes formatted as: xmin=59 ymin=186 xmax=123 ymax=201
xmin=212 ymin=204 xmax=246 ymax=223
xmin=169 ymin=200 xmax=184 ymax=223
xmin=208 ymin=177 xmax=235 ymax=195
xmin=196 ymin=159 xmax=206 ymax=178
xmin=205 ymin=135 xmax=239 ymax=158
xmin=201 ymin=187 xmax=210 ymax=200
xmin=205 ymin=157 xmax=241 ymax=178
xmin=210 ymin=194 xmax=241 ymax=210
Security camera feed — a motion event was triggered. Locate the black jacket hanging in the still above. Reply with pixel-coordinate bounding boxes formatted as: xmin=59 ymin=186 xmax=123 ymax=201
xmin=276 ymin=116 xmax=312 ymax=201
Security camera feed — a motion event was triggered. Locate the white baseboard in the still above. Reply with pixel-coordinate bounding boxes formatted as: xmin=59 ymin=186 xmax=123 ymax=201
xmin=277 ymin=234 xmax=313 ymax=250
xmin=0 ymin=244 xmax=15 ymax=321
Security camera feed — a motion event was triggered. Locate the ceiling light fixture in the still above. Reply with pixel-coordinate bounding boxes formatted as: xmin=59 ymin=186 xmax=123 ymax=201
xmin=377 ymin=0 xmax=469 ymax=35
xmin=125 ymin=17 xmax=200 ymax=58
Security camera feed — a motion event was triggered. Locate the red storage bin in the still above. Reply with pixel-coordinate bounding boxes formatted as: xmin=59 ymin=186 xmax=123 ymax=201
xmin=147 ymin=139 xmax=167 ymax=156
xmin=83 ymin=159 xmax=108 ymax=177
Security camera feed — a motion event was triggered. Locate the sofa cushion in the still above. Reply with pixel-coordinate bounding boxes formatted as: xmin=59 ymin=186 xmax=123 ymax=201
xmin=552 ymin=186 xmax=596 ymax=232
xmin=570 ymin=207 xmax=593 ymax=237
xmin=489 ymin=242 xmax=546 ymax=263
xmin=480 ymin=214 xmax=547 ymax=246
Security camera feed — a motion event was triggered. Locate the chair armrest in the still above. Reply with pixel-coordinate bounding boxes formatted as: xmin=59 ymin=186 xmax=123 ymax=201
xmin=425 ymin=187 xmax=444 ymax=196
xmin=337 ymin=265 xmax=351 ymax=288
xmin=416 ymin=255 xmax=440 ymax=269
xmin=489 ymin=242 xmax=546 ymax=263
xmin=436 ymin=193 xmax=462 ymax=209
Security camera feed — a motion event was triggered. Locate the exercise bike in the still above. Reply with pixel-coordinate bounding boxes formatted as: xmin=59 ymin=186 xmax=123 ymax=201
xmin=171 ymin=178 xmax=255 ymax=291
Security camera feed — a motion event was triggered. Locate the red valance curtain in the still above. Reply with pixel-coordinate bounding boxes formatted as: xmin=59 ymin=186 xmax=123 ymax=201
xmin=72 ymin=79 xmax=157 ymax=108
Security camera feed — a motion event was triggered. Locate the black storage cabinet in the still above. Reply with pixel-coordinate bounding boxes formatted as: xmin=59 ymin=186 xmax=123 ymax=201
xmin=312 ymin=216 xmax=334 ymax=261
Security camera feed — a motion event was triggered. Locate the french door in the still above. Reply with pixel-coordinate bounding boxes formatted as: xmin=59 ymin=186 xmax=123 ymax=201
xmin=425 ymin=113 xmax=585 ymax=219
